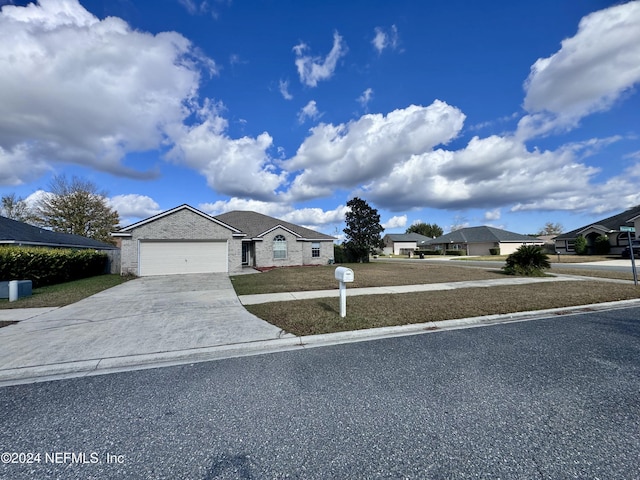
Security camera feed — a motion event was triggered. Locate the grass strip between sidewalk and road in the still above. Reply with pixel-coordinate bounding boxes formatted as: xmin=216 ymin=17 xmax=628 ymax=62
xmin=245 ymin=281 xmax=640 ymax=336
xmin=233 ymin=262 xmax=639 ymax=336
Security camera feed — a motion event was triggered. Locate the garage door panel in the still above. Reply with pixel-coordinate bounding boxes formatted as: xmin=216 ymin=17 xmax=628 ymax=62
xmin=140 ymin=241 xmax=227 ymax=276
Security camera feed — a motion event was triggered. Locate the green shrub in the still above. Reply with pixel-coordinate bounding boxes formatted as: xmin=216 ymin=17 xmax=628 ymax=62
xmin=445 ymin=249 xmax=466 ymax=256
xmin=503 ymin=245 xmax=551 ymax=276
xmin=594 ymin=235 xmax=611 ymax=255
xmin=489 ymin=248 xmax=500 ymax=255
xmin=0 ymin=246 xmax=107 ymax=288
xmin=574 ymin=235 xmax=587 ymax=255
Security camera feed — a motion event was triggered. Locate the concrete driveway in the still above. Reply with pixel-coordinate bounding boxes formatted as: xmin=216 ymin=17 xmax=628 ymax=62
xmin=0 ymin=274 xmax=292 ymax=383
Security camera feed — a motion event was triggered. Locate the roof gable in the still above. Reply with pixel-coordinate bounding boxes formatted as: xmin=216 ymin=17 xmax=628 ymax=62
xmin=556 ymin=204 xmax=640 ymax=240
xmin=115 ymin=204 xmax=243 ymax=235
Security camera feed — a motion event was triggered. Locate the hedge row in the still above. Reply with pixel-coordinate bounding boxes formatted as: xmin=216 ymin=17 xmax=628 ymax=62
xmin=0 ymin=247 xmax=108 ymax=288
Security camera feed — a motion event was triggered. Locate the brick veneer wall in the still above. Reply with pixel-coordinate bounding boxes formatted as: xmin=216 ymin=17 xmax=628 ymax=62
xmin=252 ymin=227 xmax=333 ymax=268
xmin=120 ymin=209 xmax=241 ymax=275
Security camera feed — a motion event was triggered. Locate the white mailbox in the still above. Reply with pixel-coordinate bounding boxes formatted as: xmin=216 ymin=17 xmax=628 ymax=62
xmin=335 ymin=267 xmax=354 ymax=318
xmin=334 ymin=266 xmax=354 ymax=283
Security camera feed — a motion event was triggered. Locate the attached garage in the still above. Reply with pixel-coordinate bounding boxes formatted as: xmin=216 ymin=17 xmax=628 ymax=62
xmin=139 ymin=240 xmax=228 ymax=276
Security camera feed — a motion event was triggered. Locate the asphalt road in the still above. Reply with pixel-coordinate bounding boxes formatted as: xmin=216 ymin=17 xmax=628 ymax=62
xmin=2 ymin=307 xmax=640 ymax=479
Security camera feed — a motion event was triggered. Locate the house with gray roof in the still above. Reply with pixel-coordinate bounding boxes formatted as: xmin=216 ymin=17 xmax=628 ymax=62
xmin=0 ymin=215 xmax=120 ymax=274
xmin=421 ymin=226 xmax=544 ymax=256
xmin=0 ymin=215 xmax=117 ymax=250
xmin=382 ymin=233 xmax=432 ymax=255
xmin=554 ymin=205 xmax=640 ymax=255
xmin=113 ymin=204 xmax=335 ymax=276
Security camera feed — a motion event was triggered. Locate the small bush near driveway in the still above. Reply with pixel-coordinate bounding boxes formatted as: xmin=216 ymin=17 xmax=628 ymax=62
xmin=503 ymin=245 xmax=551 ymax=276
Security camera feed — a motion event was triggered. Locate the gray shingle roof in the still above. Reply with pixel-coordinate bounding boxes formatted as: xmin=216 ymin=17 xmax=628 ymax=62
xmin=0 ymin=215 xmax=117 ymax=249
xmin=422 ymin=226 xmax=539 ymax=245
xmin=214 ymin=210 xmax=335 ymax=240
xmin=555 ymin=204 xmax=640 ymax=240
xmin=384 ymin=233 xmax=431 ymax=243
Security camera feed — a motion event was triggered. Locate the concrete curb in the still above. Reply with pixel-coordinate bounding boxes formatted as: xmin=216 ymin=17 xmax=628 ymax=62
xmin=2 ymin=298 xmax=640 ymax=387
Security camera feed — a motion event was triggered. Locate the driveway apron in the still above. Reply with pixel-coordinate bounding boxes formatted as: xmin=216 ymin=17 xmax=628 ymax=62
xmin=0 ymin=274 xmax=288 ymax=372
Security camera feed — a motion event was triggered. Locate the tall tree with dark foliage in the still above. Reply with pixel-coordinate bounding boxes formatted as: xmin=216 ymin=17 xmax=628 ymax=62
xmin=343 ymin=197 xmax=384 ymax=263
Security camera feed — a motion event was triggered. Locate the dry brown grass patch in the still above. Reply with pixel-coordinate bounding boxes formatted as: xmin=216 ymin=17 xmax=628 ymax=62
xmin=246 ymin=281 xmax=640 ymax=336
xmin=231 ymin=263 xmax=505 ymax=295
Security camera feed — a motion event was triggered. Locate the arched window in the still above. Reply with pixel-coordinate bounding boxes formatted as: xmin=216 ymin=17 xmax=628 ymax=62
xmin=273 ymin=235 xmax=287 ymax=259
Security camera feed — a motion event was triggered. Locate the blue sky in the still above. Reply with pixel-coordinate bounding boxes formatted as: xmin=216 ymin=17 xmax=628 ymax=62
xmin=1 ymin=0 xmax=639 ymax=238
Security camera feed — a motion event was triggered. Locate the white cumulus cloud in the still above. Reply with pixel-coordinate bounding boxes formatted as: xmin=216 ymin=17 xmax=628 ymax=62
xmin=282 ymin=101 xmax=466 ymax=201
xmin=484 ymin=209 xmax=501 ymax=221
xmin=298 ymin=100 xmax=322 ymax=124
xmin=293 ymin=31 xmax=347 ymax=87
xmin=167 ymin=101 xmax=285 ymax=200
xmin=0 ymin=0 xmax=216 ymax=185
xmin=108 ymin=194 xmax=162 ymax=221
xmin=199 ymin=199 xmax=346 ymax=230
xmin=357 ymin=88 xmax=374 ymax=109
xmin=382 ymin=215 xmax=407 ymax=230
xmin=200 ymin=198 xmax=289 ymax=217
xmin=366 ymin=134 xmax=602 ymax=211
xmin=519 ymin=1 xmax=640 ymax=138
xmin=279 ymin=79 xmax=293 ymax=100
xmin=372 ymin=25 xmax=399 ymax=54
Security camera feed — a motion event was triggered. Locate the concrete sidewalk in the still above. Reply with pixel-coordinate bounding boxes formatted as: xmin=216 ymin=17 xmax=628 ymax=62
xmin=238 ymin=275 xmax=586 ymax=305
xmin=0 ymin=272 xmax=637 ymax=387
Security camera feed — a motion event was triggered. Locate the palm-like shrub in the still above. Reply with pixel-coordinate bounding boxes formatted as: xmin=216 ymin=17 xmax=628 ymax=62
xmin=503 ymin=245 xmax=551 ymax=276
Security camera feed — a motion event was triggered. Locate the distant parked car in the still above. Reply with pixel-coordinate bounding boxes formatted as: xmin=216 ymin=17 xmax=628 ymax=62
xmin=621 ymin=240 xmax=640 ymax=259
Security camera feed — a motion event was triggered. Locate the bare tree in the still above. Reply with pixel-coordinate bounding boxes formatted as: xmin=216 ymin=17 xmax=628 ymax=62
xmin=34 ymin=175 xmax=120 ymax=244
xmin=537 ymin=222 xmax=564 ymax=236
xmin=449 ymin=215 xmax=468 ymax=232
xmin=1 ymin=193 xmax=33 ymax=223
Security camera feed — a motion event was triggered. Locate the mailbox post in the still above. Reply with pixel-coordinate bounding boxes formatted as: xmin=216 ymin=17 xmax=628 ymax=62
xmin=334 ymin=267 xmax=354 ymax=318
xmin=621 ymin=226 xmax=638 ymax=286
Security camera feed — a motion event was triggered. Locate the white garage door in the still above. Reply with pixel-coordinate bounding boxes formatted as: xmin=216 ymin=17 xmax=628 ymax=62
xmin=139 ymin=241 xmax=228 ymax=276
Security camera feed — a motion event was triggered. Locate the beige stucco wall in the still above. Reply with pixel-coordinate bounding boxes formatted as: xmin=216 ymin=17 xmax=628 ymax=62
xmin=390 ymin=241 xmax=417 ymax=255
xmin=466 ymin=242 xmax=495 ymax=256
xmin=119 ymin=209 xmax=241 ymax=275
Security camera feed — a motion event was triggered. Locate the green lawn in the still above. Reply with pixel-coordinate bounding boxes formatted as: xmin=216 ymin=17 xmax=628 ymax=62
xmin=233 ymin=262 xmax=639 ymax=336
xmin=231 ymin=262 xmax=507 ymax=295
xmin=0 ymin=274 xmax=132 ymax=310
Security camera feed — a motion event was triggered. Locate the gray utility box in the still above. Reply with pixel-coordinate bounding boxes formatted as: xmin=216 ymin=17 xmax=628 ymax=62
xmin=0 ymin=280 xmax=33 ymax=301
xmin=334 ymin=267 xmax=354 ymax=283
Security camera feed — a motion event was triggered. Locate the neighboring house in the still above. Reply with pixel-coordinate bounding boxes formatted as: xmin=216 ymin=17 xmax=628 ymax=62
xmin=421 ymin=226 xmax=545 ymax=256
xmin=382 ymin=233 xmax=432 ymax=255
xmin=0 ymin=215 xmax=120 ymax=273
xmin=554 ymin=204 xmax=640 ymax=255
xmin=113 ymin=204 xmax=336 ymax=276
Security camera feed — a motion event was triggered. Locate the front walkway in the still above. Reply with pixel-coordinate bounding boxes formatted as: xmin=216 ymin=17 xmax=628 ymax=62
xmin=238 ymin=275 xmax=588 ymax=305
